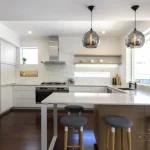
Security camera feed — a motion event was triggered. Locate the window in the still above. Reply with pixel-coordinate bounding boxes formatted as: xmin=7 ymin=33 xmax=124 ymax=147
xmin=74 ymin=72 xmax=110 ymax=78
xmin=20 ymin=47 xmax=38 ymax=64
xmin=133 ymin=33 xmax=150 ymax=85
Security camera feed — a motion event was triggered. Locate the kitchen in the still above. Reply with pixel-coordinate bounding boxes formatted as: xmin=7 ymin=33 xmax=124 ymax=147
xmin=0 ymin=1 xmax=150 ymax=150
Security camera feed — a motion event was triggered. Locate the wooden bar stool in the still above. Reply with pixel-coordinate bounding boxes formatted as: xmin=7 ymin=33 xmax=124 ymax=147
xmin=60 ymin=115 xmax=88 ymax=150
xmin=65 ymin=105 xmax=84 ymax=115
xmin=104 ymin=115 xmax=133 ymax=150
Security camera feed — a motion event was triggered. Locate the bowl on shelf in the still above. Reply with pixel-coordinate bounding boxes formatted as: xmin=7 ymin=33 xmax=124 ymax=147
xmin=90 ymin=60 xmax=95 ymax=63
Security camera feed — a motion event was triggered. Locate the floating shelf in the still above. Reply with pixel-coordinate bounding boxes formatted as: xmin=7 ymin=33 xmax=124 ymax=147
xmin=74 ymin=54 xmax=122 ymax=57
xmin=74 ymin=54 xmax=122 ymax=65
xmin=74 ymin=62 xmax=122 ymax=65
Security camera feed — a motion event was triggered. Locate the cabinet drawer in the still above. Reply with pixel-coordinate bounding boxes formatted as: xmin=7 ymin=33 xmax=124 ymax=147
xmin=13 ymin=86 xmax=35 ymax=91
xmin=13 ymin=91 xmax=35 ymax=99
xmin=13 ymin=98 xmax=39 ymax=107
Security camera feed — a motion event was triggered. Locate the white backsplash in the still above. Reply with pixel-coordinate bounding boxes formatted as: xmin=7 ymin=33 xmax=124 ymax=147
xmin=16 ymin=37 xmax=121 ymax=85
xmin=16 ymin=64 xmax=119 ymax=85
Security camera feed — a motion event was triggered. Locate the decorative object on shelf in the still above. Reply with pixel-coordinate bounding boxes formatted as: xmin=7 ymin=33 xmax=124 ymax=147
xmin=90 ymin=59 xmax=95 ymax=63
xmin=22 ymin=58 xmax=27 ymax=64
xmin=125 ymin=5 xmax=145 ymax=48
xmin=99 ymin=59 xmax=103 ymax=63
xmin=20 ymin=71 xmax=38 ymax=77
xmin=74 ymin=54 xmax=122 ymax=65
xmin=79 ymin=60 xmax=83 ymax=63
xmin=82 ymin=5 xmax=100 ymax=48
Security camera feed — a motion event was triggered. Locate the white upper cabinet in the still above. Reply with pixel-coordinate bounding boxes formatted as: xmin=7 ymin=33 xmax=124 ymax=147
xmin=1 ymin=41 xmax=17 ymax=64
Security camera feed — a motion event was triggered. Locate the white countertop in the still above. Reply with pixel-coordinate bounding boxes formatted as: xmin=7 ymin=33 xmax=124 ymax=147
xmin=42 ymin=92 xmax=150 ymax=106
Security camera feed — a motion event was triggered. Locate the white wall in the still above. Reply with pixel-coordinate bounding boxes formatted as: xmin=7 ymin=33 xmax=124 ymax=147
xmin=119 ymin=21 xmax=150 ymax=86
xmin=0 ymin=23 xmax=20 ymax=47
xmin=16 ymin=37 xmax=121 ymax=85
xmin=0 ymin=40 xmax=17 ymax=113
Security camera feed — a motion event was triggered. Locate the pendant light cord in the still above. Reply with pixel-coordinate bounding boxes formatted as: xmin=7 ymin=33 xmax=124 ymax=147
xmin=91 ymin=10 xmax=92 ymax=30
xmin=135 ymin=10 xmax=136 ymax=30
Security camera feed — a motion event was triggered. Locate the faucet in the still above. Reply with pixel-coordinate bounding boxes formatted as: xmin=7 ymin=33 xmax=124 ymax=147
xmin=129 ymin=81 xmax=137 ymax=89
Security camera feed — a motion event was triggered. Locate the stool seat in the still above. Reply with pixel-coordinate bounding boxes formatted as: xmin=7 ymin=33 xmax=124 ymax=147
xmin=104 ymin=115 xmax=133 ymax=129
xmin=65 ymin=105 xmax=84 ymax=113
xmin=60 ymin=115 xmax=87 ymax=128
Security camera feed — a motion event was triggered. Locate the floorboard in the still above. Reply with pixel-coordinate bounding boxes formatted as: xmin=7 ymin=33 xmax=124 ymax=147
xmin=0 ymin=111 xmax=96 ymax=150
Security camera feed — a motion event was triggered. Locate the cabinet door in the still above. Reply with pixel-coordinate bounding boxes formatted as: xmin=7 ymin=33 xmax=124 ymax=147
xmin=1 ymin=64 xmax=16 ymax=84
xmin=1 ymin=86 xmax=13 ymax=113
xmin=1 ymin=41 xmax=16 ymax=64
xmin=13 ymin=86 xmax=36 ymax=107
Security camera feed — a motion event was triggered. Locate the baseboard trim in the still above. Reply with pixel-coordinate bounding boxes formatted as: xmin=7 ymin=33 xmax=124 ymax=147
xmin=11 ymin=107 xmax=93 ymax=113
xmin=0 ymin=108 xmax=11 ymax=119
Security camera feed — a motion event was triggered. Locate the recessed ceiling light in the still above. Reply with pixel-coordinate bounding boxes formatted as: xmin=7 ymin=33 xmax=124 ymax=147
xmin=102 ymin=31 xmax=106 ymax=34
xmin=28 ymin=31 xmax=32 ymax=34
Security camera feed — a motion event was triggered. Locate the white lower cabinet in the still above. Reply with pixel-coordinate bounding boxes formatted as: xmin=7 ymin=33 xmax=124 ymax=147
xmin=12 ymin=86 xmax=121 ymax=109
xmin=13 ymin=86 xmax=37 ymax=107
xmin=1 ymin=86 xmax=13 ymax=113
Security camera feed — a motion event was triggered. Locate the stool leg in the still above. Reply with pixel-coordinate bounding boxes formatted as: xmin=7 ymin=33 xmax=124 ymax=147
xmin=78 ymin=128 xmax=80 ymax=145
xmin=64 ymin=126 xmax=68 ymax=150
xmin=79 ymin=126 xmax=84 ymax=150
xmin=68 ymin=112 xmax=71 ymax=115
xmin=121 ymin=129 xmax=124 ymax=150
xmin=127 ymin=128 xmax=131 ymax=150
xmin=106 ymin=126 xmax=110 ymax=150
xmin=111 ymin=127 xmax=115 ymax=150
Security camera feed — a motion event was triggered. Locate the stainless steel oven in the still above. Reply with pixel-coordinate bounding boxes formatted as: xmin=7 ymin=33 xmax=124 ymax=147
xmin=36 ymin=87 xmax=69 ymax=103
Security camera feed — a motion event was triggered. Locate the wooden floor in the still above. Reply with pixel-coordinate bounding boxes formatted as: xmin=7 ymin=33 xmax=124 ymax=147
xmin=0 ymin=111 xmax=96 ymax=150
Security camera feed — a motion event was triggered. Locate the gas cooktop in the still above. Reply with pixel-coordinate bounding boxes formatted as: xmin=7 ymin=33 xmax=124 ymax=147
xmin=41 ymin=82 xmax=66 ymax=85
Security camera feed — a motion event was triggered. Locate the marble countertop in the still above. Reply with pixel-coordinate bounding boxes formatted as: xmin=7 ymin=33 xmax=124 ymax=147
xmin=12 ymin=83 xmax=107 ymax=87
xmin=42 ymin=92 xmax=150 ymax=106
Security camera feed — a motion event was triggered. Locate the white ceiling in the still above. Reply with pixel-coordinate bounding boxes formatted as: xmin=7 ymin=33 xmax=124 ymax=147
xmin=0 ymin=0 xmax=150 ymax=21
xmin=2 ymin=21 xmax=136 ymax=38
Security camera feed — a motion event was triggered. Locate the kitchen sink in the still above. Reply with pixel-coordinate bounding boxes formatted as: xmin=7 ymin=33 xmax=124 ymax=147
xmin=118 ymin=88 xmax=135 ymax=90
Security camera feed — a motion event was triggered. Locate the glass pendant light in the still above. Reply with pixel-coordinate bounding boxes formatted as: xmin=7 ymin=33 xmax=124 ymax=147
xmin=82 ymin=5 xmax=100 ymax=48
xmin=125 ymin=5 xmax=145 ymax=48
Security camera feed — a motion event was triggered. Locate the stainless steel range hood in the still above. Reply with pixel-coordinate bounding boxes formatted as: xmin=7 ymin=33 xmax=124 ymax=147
xmin=41 ymin=36 xmax=65 ymax=65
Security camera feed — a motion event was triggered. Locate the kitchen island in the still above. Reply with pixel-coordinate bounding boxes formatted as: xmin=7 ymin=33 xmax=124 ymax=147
xmin=41 ymin=92 xmax=150 ymax=150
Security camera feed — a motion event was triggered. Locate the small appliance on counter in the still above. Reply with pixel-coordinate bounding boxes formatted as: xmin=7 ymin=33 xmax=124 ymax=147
xmin=68 ymin=78 xmax=74 ymax=85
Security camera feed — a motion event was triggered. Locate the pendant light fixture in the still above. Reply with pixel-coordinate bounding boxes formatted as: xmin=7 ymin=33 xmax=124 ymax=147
xmin=82 ymin=5 xmax=100 ymax=48
xmin=125 ymin=5 xmax=145 ymax=48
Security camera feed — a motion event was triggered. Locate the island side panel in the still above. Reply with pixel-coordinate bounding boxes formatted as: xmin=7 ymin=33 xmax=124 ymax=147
xmin=94 ymin=105 xmax=146 ymax=150
xmin=144 ymin=106 xmax=150 ymax=150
